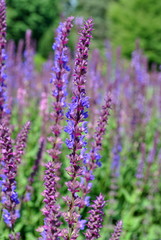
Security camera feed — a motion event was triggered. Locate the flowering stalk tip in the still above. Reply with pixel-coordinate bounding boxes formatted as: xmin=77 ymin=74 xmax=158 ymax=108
xmin=109 ymin=220 xmax=123 ymax=240
xmin=63 ymin=18 xmax=94 ymax=239
xmin=48 ymin=16 xmax=74 ymax=161
xmin=85 ymin=193 xmax=106 ymax=240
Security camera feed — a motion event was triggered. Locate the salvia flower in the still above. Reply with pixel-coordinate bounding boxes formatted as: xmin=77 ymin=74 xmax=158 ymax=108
xmin=63 ymin=18 xmax=94 ymax=239
xmin=109 ymin=221 xmax=123 ymax=240
xmin=39 ymin=161 xmax=62 ymax=240
xmin=0 ymin=124 xmax=20 ymax=228
xmin=90 ymin=94 xmax=112 ymax=168
xmin=14 ymin=121 xmax=30 ymax=164
xmin=85 ymin=193 xmax=106 ymax=240
xmin=80 ymin=94 xmax=112 ymax=202
xmin=48 ymin=16 xmax=74 ymax=161
xmin=94 ymin=94 xmax=112 ymax=151
xmin=0 ymin=0 xmax=10 ymax=120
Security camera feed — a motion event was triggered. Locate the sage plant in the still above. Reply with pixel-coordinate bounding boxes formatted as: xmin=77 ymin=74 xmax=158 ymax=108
xmin=14 ymin=121 xmax=31 ymax=164
xmin=48 ymin=16 xmax=74 ymax=161
xmin=40 ymin=18 xmax=119 ymax=240
xmin=0 ymin=0 xmax=9 ymax=121
xmin=39 ymin=161 xmax=62 ymax=240
xmin=0 ymin=124 xmax=20 ymax=237
xmin=90 ymin=94 xmax=112 ymax=169
xmin=79 ymin=94 xmax=112 ymax=210
xmin=109 ymin=221 xmax=123 ymax=240
xmin=63 ymin=18 xmax=94 ymax=239
xmin=39 ymin=17 xmax=74 ymax=240
xmin=85 ymin=194 xmax=106 ymax=239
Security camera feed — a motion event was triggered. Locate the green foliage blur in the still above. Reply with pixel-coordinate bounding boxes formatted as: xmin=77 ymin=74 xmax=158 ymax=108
xmin=108 ymin=0 xmax=161 ymax=65
xmin=6 ymin=0 xmax=61 ymax=57
xmin=6 ymin=0 xmax=161 ymax=65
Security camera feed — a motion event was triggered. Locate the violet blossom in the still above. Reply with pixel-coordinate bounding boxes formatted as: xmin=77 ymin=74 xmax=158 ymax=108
xmin=0 ymin=124 xmax=20 ymax=229
xmin=48 ymin=16 xmax=74 ymax=161
xmin=85 ymin=193 xmax=106 ymax=240
xmin=109 ymin=221 xmax=123 ymax=240
xmin=39 ymin=17 xmax=74 ymax=240
xmin=91 ymin=94 xmax=112 ymax=168
xmin=80 ymin=95 xmax=112 ymax=198
xmin=14 ymin=121 xmax=30 ymax=164
xmin=63 ymin=18 xmax=94 ymax=239
xmin=39 ymin=161 xmax=62 ymax=240
xmin=0 ymin=0 xmax=10 ymax=120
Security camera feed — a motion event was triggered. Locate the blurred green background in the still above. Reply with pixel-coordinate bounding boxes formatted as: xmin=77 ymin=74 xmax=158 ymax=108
xmin=6 ymin=0 xmax=161 ymax=65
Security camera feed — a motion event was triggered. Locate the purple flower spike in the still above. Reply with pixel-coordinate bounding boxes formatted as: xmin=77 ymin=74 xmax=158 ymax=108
xmin=85 ymin=193 xmax=106 ymax=240
xmin=109 ymin=221 xmax=123 ymax=240
xmin=73 ymin=17 xmax=93 ymax=90
xmin=0 ymin=0 xmax=10 ymax=120
xmin=14 ymin=121 xmax=30 ymax=164
xmin=63 ymin=18 xmax=94 ymax=239
xmin=0 ymin=124 xmax=20 ymax=228
xmin=39 ymin=161 xmax=62 ymax=239
xmin=88 ymin=94 xmax=112 ymax=171
xmin=94 ymin=94 xmax=112 ymax=151
xmin=48 ymin=16 xmax=74 ymax=161
xmin=51 ymin=16 xmax=74 ymax=107
xmin=76 ymin=96 xmax=112 ymax=214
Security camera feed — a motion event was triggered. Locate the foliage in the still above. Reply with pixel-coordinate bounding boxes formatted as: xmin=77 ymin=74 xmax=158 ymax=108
xmin=6 ymin=0 xmax=61 ymax=50
xmin=108 ymin=0 xmax=161 ymax=65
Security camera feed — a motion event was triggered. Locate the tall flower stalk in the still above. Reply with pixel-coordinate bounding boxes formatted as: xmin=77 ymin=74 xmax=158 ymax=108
xmin=39 ymin=17 xmax=74 ymax=240
xmin=48 ymin=16 xmax=74 ymax=161
xmin=80 ymin=94 xmax=112 ymax=204
xmin=14 ymin=121 xmax=30 ymax=165
xmin=0 ymin=0 xmax=10 ymax=121
xmin=0 ymin=124 xmax=20 ymax=237
xmin=39 ymin=161 xmax=62 ymax=240
xmin=63 ymin=18 xmax=94 ymax=240
xmin=109 ymin=221 xmax=123 ymax=240
xmin=85 ymin=194 xmax=106 ymax=240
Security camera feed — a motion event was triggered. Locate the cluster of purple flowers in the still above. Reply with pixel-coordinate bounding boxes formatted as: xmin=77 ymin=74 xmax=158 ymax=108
xmin=85 ymin=194 xmax=106 ymax=239
xmin=40 ymin=17 xmax=122 ymax=240
xmin=0 ymin=120 xmax=31 ymax=239
xmin=0 ymin=124 xmax=20 ymax=228
xmin=62 ymin=18 xmax=94 ymax=239
xmin=39 ymin=161 xmax=62 ymax=239
xmin=48 ymin=16 xmax=74 ymax=161
xmin=0 ymin=0 xmax=9 ymax=119
xmin=0 ymin=1 xmax=124 ymax=239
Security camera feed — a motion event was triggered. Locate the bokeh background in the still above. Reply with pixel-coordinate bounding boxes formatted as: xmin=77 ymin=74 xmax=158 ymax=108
xmin=6 ymin=0 xmax=161 ymax=66
xmin=1 ymin=1 xmax=161 ymax=240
